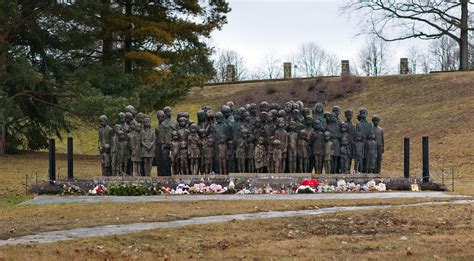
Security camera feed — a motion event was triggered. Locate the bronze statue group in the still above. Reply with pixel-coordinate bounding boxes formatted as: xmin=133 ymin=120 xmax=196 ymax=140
xmin=98 ymin=101 xmax=384 ymax=176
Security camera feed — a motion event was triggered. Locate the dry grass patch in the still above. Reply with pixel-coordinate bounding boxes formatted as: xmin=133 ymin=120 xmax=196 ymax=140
xmin=0 ymin=203 xmax=472 ymax=260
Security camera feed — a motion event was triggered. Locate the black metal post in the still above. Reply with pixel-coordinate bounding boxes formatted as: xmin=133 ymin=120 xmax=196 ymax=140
xmin=48 ymin=139 xmax=56 ymax=184
xmin=404 ymin=137 xmax=410 ymax=178
xmin=67 ymin=137 xmax=74 ymax=180
xmin=422 ymin=136 xmax=429 ymax=183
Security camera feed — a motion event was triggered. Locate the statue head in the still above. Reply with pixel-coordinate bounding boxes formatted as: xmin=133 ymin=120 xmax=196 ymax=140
xmin=221 ymin=105 xmax=231 ymax=119
xmin=314 ymin=120 xmax=322 ymax=131
xmin=172 ymin=131 xmax=179 ymax=140
xmin=259 ymin=111 xmax=268 ymax=122
xmin=135 ymin=122 xmax=142 ymax=132
xmin=163 ymin=106 xmax=172 ymax=119
xmin=341 ymin=137 xmax=348 ymax=146
xmin=249 ymin=103 xmax=257 ymax=117
xmin=345 ymin=109 xmax=353 ymax=121
xmin=202 ymin=105 xmax=212 ymax=113
xmin=226 ymin=101 xmax=235 ymax=111
xmin=301 ymin=107 xmax=310 ymax=118
xmin=323 ymin=112 xmax=332 ymax=122
xmin=198 ymin=128 xmax=207 ymax=138
xmin=190 ymin=123 xmax=198 ymax=133
xmin=358 ymin=107 xmax=368 ymax=121
xmin=180 ymin=141 xmax=187 ymax=149
xmin=340 ymin=122 xmax=347 ymax=133
xmin=243 ymin=111 xmax=251 ymax=122
xmin=241 ymin=128 xmax=249 ymax=138
xmin=277 ymin=109 xmax=286 ymax=119
xmin=124 ymin=105 xmax=136 ymax=116
xmin=125 ymin=112 xmax=133 ymax=124
xmin=276 ymin=117 xmax=285 ymax=128
xmin=99 ymin=115 xmax=108 ymax=127
xmin=118 ymin=112 xmax=126 ymax=123
xmin=178 ymin=117 xmax=187 ymax=127
xmin=197 ymin=110 xmax=206 ymax=123
xmin=292 ymin=102 xmax=300 ymax=111
xmin=215 ymin=111 xmax=224 ymax=124
xmin=259 ymin=101 xmax=269 ymax=113
xmin=324 ymin=131 xmax=331 ymax=141
xmin=288 ymin=121 xmax=297 ymax=132
xmin=143 ymin=116 xmax=151 ymax=128
xmin=258 ymin=136 xmax=265 ymax=145
xmin=284 ymin=102 xmax=292 ymax=113
xmin=273 ymin=139 xmax=281 ymax=149
xmin=136 ymin=112 xmax=145 ymax=124
xmin=206 ymin=110 xmax=215 ymax=122
xmin=296 ymin=100 xmax=304 ymax=110
xmin=372 ymin=115 xmax=380 ymax=127
xmin=129 ymin=120 xmax=137 ymax=131
xmin=314 ymin=103 xmax=324 ymax=114
xmin=269 ymin=109 xmax=278 ymax=122
xmin=332 ymin=106 xmax=341 ymax=118
xmin=232 ymin=109 xmax=242 ymax=122
xmin=298 ymin=129 xmax=307 ymax=140
xmin=156 ymin=110 xmax=166 ymax=124
xmin=114 ymin=124 xmax=122 ymax=133
xmin=291 ymin=109 xmax=301 ymax=121
xmin=368 ymin=132 xmax=376 ymax=140
xmin=304 ymin=116 xmax=313 ymax=127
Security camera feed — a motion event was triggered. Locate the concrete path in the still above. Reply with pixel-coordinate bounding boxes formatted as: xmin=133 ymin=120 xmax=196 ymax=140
xmin=3 ymin=199 xmax=473 ymax=246
xmin=22 ymin=192 xmax=467 ymax=205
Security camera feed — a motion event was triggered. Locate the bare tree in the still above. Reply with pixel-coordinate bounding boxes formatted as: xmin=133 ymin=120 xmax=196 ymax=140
xmin=407 ymin=45 xmax=432 ymax=73
xmin=357 ymin=36 xmax=391 ymax=76
xmin=343 ymin=0 xmax=474 ymax=71
xmin=430 ymin=36 xmax=460 ymax=71
xmin=324 ymin=53 xmax=340 ymax=76
xmin=297 ymin=42 xmax=327 ymax=77
xmin=258 ymin=51 xmax=281 ymax=79
xmin=213 ymin=49 xmax=247 ymax=82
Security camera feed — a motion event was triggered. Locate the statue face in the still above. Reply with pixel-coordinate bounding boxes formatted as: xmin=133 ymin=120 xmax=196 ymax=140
xmin=190 ymin=124 xmax=198 ymax=133
xmin=332 ymin=106 xmax=340 ymax=117
xmin=340 ymin=124 xmax=347 ymax=133
xmin=372 ymin=116 xmax=380 ymax=126
xmin=259 ymin=102 xmax=269 ymax=112
xmin=129 ymin=120 xmax=136 ymax=130
xmin=315 ymin=103 xmax=323 ymax=113
xmin=125 ymin=112 xmax=133 ymax=123
xmin=305 ymin=117 xmax=313 ymax=127
xmin=345 ymin=110 xmax=353 ymax=121
xmin=284 ymin=102 xmax=292 ymax=113
xmin=249 ymin=104 xmax=257 ymax=116
xmin=226 ymin=101 xmax=234 ymax=111
xmin=157 ymin=111 xmax=165 ymax=123
xmin=178 ymin=117 xmax=186 ymax=127
xmin=359 ymin=108 xmax=368 ymax=120
xmin=143 ymin=117 xmax=151 ymax=128
xmin=221 ymin=106 xmax=231 ymax=118
xmin=197 ymin=110 xmax=206 ymax=121
xmin=118 ymin=112 xmax=125 ymax=123
xmin=136 ymin=123 xmax=142 ymax=132
xmin=164 ymin=107 xmax=172 ymax=118
xmin=114 ymin=124 xmax=122 ymax=133
xmin=314 ymin=120 xmax=322 ymax=130
xmin=99 ymin=116 xmax=107 ymax=127
xmin=258 ymin=137 xmax=264 ymax=145
xmin=136 ymin=113 xmax=145 ymax=123
xmin=277 ymin=118 xmax=285 ymax=128
xmin=233 ymin=110 xmax=241 ymax=121
xmin=215 ymin=112 xmax=224 ymax=123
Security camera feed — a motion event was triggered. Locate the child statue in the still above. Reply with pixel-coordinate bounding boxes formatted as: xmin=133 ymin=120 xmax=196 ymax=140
xmin=274 ymin=117 xmax=288 ymax=172
xmin=203 ymin=138 xmax=215 ymax=174
xmin=178 ymin=141 xmax=189 ymax=175
xmin=297 ymin=130 xmax=309 ymax=173
xmin=115 ymin=130 xmax=129 ymax=175
xmin=372 ymin=115 xmax=384 ymax=173
xmin=246 ymin=132 xmax=255 ymax=173
xmin=111 ymin=124 xmax=122 ymax=176
xmin=118 ymin=112 xmax=130 ymax=134
xmin=128 ymin=121 xmax=142 ymax=177
xmin=272 ymin=139 xmax=283 ymax=173
xmin=266 ymin=136 xmax=275 ymax=173
xmin=236 ymin=129 xmax=248 ymax=173
xmin=217 ymin=135 xmax=228 ymax=175
xmin=187 ymin=124 xmax=200 ymax=175
xmin=227 ymin=140 xmax=235 ymax=173
xmin=311 ymin=120 xmax=325 ymax=174
xmin=365 ymin=133 xmax=378 ymax=173
xmin=177 ymin=116 xmax=189 ymax=142
xmin=313 ymin=103 xmax=326 ymax=130
xmin=287 ymin=121 xmax=298 ymax=173
xmin=198 ymin=129 xmax=208 ymax=175
xmin=344 ymin=109 xmax=356 ymax=169
xmin=254 ymin=136 xmax=267 ymax=173
xmin=140 ymin=117 xmax=155 ymax=176
xmin=170 ymin=131 xmax=180 ymax=175
xmin=340 ymin=137 xmax=350 ymax=174
xmin=326 ymin=113 xmax=341 ymax=173
xmin=323 ymin=131 xmax=334 ymax=174
xmin=354 ymin=134 xmax=365 ymax=173
xmin=98 ymin=115 xmax=113 ymax=176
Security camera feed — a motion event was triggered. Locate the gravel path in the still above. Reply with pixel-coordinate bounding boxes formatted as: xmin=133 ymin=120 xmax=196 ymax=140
xmin=2 ymin=199 xmax=473 ymax=246
xmin=22 ymin=192 xmax=466 ymax=205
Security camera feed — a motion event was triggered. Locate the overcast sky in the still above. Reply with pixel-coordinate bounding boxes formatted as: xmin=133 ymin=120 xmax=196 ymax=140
xmin=209 ymin=0 xmax=425 ymax=74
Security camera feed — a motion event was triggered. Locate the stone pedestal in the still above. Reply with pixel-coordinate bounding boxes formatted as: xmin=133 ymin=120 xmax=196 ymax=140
xmin=283 ymin=62 xmax=292 ymax=79
xmin=400 ymin=58 xmax=409 ymax=74
xmin=341 ymin=60 xmax=350 ymax=76
xmin=226 ymin=64 xmax=236 ymax=82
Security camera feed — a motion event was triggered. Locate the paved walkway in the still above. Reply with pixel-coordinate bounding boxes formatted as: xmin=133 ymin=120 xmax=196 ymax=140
xmin=22 ymin=192 xmax=467 ymax=205
xmin=3 ymin=200 xmax=473 ymax=246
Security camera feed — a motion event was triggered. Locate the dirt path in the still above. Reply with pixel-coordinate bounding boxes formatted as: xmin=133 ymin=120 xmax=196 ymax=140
xmin=3 ymin=199 xmax=473 ymax=246
xmin=22 ymin=192 xmax=466 ymax=205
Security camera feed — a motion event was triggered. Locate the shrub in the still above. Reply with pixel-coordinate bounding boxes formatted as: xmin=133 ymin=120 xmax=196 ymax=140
xmin=107 ymin=183 xmax=158 ymax=196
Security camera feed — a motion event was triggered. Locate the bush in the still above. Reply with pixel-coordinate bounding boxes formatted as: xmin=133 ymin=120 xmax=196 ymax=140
xmin=107 ymin=183 xmax=158 ymax=196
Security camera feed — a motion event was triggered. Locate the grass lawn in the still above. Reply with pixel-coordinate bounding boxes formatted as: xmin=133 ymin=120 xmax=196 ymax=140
xmin=0 ymin=203 xmax=472 ymax=260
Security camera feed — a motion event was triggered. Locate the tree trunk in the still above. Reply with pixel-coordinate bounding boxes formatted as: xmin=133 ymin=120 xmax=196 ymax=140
xmin=101 ymin=0 xmax=113 ymax=65
xmin=459 ymin=0 xmax=469 ymax=71
xmin=124 ymin=0 xmax=132 ymax=73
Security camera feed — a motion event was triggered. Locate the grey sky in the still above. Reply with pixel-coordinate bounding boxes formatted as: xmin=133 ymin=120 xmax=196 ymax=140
xmin=210 ymin=0 xmax=423 ymax=74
